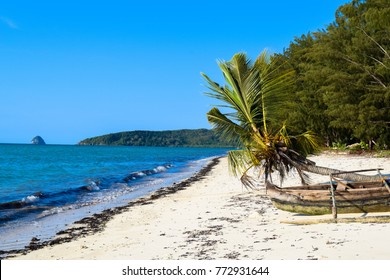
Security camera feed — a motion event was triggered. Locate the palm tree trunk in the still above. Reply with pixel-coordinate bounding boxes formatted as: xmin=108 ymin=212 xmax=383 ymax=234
xmin=297 ymin=163 xmax=381 ymax=182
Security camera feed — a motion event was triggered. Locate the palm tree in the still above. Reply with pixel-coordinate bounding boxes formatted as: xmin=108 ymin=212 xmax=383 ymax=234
xmin=202 ymin=50 xmax=380 ymax=187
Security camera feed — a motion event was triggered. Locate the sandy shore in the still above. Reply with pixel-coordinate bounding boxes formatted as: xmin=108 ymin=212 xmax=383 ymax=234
xmin=11 ymin=153 xmax=390 ymax=260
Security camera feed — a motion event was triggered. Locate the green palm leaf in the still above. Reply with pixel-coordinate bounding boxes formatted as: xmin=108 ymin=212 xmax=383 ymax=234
xmin=203 ymin=50 xmax=320 ymax=187
xmin=206 ymin=107 xmax=247 ymax=146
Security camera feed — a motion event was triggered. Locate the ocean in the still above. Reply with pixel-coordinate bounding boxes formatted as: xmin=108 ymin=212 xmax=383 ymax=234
xmin=0 ymin=144 xmax=229 ymax=253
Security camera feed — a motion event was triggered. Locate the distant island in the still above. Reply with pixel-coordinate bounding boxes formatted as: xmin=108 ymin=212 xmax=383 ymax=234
xmin=78 ymin=129 xmax=235 ymax=147
xmin=31 ymin=136 xmax=46 ymax=145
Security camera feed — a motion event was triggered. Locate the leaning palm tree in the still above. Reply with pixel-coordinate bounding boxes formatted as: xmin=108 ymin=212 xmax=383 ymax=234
xmin=202 ymin=50 xmax=380 ymax=187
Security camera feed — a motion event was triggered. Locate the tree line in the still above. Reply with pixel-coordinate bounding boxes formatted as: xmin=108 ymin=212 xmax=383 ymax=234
xmin=201 ymin=0 xmax=388 ymax=186
xmin=276 ymin=0 xmax=389 ymax=149
xmin=78 ymin=129 xmax=235 ymax=147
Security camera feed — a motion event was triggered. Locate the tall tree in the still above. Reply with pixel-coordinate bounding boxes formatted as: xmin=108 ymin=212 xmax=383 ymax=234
xmin=323 ymin=0 xmax=390 ymax=148
xmin=284 ymin=0 xmax=390 ymax=148
xmin=282 ymin=33 xmax=339 ymax=146
xmin=202 ymin=51 xmax=380 ymax=186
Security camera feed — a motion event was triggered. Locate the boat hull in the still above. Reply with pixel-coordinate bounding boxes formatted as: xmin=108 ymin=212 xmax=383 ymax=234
xmin=266 ymin=181 xmax=390 ymax=215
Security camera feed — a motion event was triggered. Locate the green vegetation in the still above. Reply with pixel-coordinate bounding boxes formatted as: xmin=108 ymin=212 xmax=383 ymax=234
xmin=281 ymin=0 xmax=389 ymax=149
xmin=203 ymin=50 xmax=379 ymax=186
xmin=202 ymin=0 xmax=388 ymax=185
xmin=202 ymin=51 xmax=320 ymax=186
xmin=78 ymin=129 xmax=235 ymax=147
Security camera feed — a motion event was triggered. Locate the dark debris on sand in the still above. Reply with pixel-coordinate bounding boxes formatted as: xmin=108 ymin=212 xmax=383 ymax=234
xmin=1 ymin=157 xmax=221 ymax=259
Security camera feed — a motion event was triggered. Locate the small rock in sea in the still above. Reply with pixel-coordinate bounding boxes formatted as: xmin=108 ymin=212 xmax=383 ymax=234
xmin=31 ymin=136 xmax=46 ymax=145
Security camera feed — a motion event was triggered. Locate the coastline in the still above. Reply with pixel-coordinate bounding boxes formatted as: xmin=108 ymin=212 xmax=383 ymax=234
xmin=0 ymin=146 xmax=227 ymax=256
xmin=8 ymin=154 xmax=390 ymax=260
xmin=2 ymin=157 xmax=222 ymax=259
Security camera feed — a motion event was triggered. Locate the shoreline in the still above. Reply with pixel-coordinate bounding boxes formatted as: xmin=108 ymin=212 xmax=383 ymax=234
xmin=8 ymin=154 xmax=390 ymax=260
xmin=0 ymin=147 xmax=226 ymax=254
xmin=1 ymin=157 xmax=222 ymax=259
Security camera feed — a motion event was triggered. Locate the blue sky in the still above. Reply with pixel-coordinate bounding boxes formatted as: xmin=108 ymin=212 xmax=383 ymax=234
xmin=1 ymin=0 xmax=350 ymax=144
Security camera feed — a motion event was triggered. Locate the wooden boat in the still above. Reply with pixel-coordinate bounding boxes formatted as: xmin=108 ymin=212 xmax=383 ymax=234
xmin=266 ymin=179 xmax=390 ymax=215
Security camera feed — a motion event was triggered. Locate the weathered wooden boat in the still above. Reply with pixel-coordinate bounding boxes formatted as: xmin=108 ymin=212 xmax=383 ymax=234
xmin=266 ymin=177 xmax=390 ymax=215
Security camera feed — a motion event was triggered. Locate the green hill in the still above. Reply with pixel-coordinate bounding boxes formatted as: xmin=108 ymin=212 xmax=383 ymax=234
xmin=78 ymin=129 xmax=235 ymax=147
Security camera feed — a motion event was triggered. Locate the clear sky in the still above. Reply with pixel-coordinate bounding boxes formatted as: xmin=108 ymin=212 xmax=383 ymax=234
xmin=1 ymin=0 xmax=350 ymax=144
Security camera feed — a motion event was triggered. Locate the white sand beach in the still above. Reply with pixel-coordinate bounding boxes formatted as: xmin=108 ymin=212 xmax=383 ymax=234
xmin=12 ymin=153 xmax=390 ymax=260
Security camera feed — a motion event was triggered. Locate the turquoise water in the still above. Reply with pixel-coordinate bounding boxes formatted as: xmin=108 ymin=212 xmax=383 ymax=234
xmin=0 ymin=144 xmax=228 ymax=252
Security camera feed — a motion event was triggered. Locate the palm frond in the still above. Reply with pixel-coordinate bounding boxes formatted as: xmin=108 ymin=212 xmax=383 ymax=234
xmin=277 ymin=151 xmax=311 ymax=185
xmin=207 ymin=107 xmax=247 ymax=145
xmin=292 ymin=131 xmax=321 ymax=157
xmin=228 ymin=149 xmax=262 ymax=189
xmin=217 ymin=56 xmax=257 ymax=127
xmin=201 ymin=72 xmax=238 ymax=108
xmin=227 ymin=149 xmax=254 ymax=178
xmin=240 ymin=173 xmax=258 ymax=189
xmin=203 ymin=50 xmax=320 ymax=188
xmin=256 ymin=55 xmax=295 ymax=132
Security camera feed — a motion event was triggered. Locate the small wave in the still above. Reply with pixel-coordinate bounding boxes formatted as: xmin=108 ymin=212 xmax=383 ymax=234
xmin=0 ymin=163 xmax=174 ymax=224
xmin=37 ymin=205 xmax=75 ymax=218
xmin=21 ymin=195 xmax=40 ymax=204
xmin=81 ymin=180 xmax=101 ymax=191
xmin=123 ymin=164 xmax=172 ymax=182
xmin=154 ymin=165 xmax=167 ymax=172
xmin=0 ymin=192 xmax=44 ymax=210
xmin=0 ymin=205 xmax=52 ymax=223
